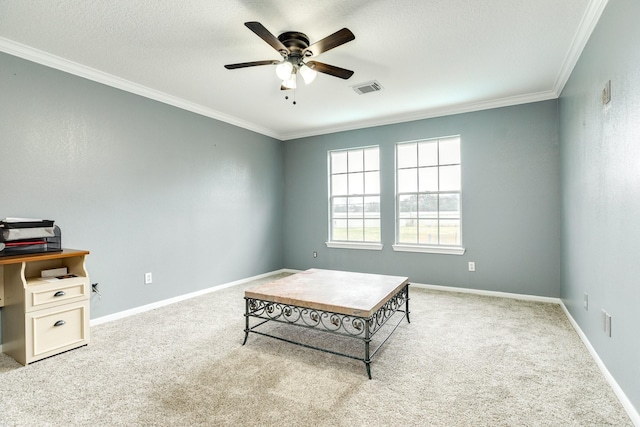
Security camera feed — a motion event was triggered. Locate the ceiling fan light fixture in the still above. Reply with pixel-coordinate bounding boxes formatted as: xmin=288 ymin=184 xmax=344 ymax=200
xmin=275 ymin=61 xmax=294 ymax=80
xmin=299 ymin=64 xmax=317 ymax=84
xmin=282 ymin=73 xmax=297 ymax=89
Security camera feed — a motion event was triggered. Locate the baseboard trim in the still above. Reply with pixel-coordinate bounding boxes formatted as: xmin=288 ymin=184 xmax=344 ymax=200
xmin=410 ymin=281 xmax=638 ymax=425
xmin=87 ymin=270 xmax=638 ymax=424
xmin=560 ymin=302 xmax=640 ymax=426
xmin=90 ymin=268 xmax=295 ymax=327
xmin=410 ymin=282 xmax=562 ymax=304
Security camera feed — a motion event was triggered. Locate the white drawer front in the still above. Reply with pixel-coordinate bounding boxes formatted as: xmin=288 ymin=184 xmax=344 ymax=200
xmin=26 ymin=277 xmax=88 ymax=312
xmin=28 ymin=301 xmax=89 ymax=360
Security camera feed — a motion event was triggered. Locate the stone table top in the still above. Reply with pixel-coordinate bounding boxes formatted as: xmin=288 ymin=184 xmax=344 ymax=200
xmin=245 ymin=268 xmax=409 ymax=317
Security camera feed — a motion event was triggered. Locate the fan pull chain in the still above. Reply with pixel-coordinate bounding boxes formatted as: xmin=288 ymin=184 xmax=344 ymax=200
xmin=284 ymin=89 xmax=297 ymax=105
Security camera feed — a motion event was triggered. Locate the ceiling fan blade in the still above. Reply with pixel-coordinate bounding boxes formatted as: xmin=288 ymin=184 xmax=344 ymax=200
xmin=224 ymin=60 xmax=280 ymax=70
xmin=304 ymin=28 xmax=355 ymax=57
xmin=245 ymin=21 xmax=288 ymax=55
xmin=306 ymin=61 xmax=354 ymax=79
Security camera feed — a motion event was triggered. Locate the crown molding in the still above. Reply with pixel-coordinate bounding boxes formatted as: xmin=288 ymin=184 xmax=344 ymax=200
xmin=552 ymin=0 xmax=610 ymax=95
xmin=279 ymin=89 xmax=558 ymax=140
xmin=0 ymin=0 xmax=608 ymax=143
xmin=0 ymin=37 xmax=280 ymax=140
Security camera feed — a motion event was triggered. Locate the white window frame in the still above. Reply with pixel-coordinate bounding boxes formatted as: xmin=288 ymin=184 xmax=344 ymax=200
xmin=326 ymin=146 xmax=383 ymax=251
xmin=393 ymin=136 xmax=465 ymax=255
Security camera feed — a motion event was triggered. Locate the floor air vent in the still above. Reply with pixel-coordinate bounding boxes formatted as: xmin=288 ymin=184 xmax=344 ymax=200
xmin=351 ymin=80 xmax=383 ymax=95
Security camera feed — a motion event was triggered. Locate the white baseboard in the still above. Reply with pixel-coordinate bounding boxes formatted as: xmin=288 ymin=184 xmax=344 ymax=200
xmin=90 ymin=268 xmax=295 ymax=327
xmin=411 ymin=281 xmax=638 ymax=426
xmin=87 ymin=270 xmax=638 ymax=425
xmin=410 ymin=282 xmax=562 ymax=304
xmin=560 ymin=303 xmax=640 ymax=426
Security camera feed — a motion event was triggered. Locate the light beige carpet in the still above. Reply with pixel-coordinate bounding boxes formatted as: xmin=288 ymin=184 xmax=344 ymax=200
xmin=0 ymin=273 xmax=632 ymax=426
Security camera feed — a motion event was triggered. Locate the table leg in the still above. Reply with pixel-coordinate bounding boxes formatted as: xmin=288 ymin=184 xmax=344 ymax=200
xmin=365 ymin=318 xmax=372 ymax=379
xmin=242 ymin=298 xmax=250 ymax=345
xmin=406 ymin=284 xmax=411 ymax=324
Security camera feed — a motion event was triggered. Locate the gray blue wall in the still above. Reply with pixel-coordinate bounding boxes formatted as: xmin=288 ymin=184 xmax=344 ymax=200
xmin=2 ymin=0 xmax=638 ymax=414
xmin=283 ymin=100 xmax=561 ymax=297
xmin=559 ymin=0 xmax=640 ymax=413
xmin=0 ymin=52 xmax=284 ymax=333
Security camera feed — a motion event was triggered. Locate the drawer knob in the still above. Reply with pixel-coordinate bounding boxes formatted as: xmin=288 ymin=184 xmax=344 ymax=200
xmin=53 ymin=291 xmax=66 ymax=297
xmin=54 ymin=320 xmax=66 ymax=327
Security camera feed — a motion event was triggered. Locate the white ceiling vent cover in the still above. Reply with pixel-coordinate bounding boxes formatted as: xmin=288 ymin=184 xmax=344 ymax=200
xmin=351 ymin=80 xmax=383 ymax=95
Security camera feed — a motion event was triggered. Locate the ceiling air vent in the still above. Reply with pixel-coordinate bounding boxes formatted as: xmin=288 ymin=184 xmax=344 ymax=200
xmin=351 ymin=80 xmax=383 ymax=95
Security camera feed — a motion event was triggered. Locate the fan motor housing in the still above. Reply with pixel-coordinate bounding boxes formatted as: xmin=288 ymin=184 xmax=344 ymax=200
xmin=278 ymin=32 xmax=310 ymax=53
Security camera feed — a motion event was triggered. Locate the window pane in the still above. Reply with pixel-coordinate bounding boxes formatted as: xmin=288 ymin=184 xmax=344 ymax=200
xmin=439 ymin=194 xmax=460 ymax=218
xmin=332 ymin=174 xmax=348 ymax=195
xmin=418 ymin=219 xmax=439 ymax=244
xmin=418 ymin=194 xmax=438 ymax=218
xmin=364 ymin=171 xmax=380 ymax=194
xmin=399 ymin=194 xmax=416 ymax=218
xmin=439 ymin=165 xmax=461 ymax=191
xmin=364 ymin=219 xmax=380 ymax=241
xmin=348 ymin=196 xmax=364 ymax=218
xmin=418 ymin=167 xmax=438 ymax=192
xmin=364 ymin=147 xmax=379 ymax=171
xmin=418 ymin=141 xmax=438 ymax=167
xmin=395 ymin=136 xmax=462 ymax=248
xmin=332 ymin=219 xmax=348 ymax=241
xmin=347 ymin=219 xmax=364 ymax=241
xmin=398 ymin=169 xmax=417 ymax=193
xmin=348 ymin=149 xmax=364 ymax=172
xmin=398 ymin=218 xmax=417 ymax=244
xmin=332 ymin=197 xmax=348 ymax=218
xmin=439 ymin=137 xmax=460 ymax=165
xmin=331 ymin=151 xmax=348 ymax=174
xmin=397 ymin=143 xmax=417 ymax=168
xmin=439 ymin=220 xmax=461 ymax=245
xmin=348 ymin=172 xmax=364 ymax=195
xmin=330 ymin=146 xmax=380 ymax=244
xmin=364 ymin=196 xmax=380 ymax=215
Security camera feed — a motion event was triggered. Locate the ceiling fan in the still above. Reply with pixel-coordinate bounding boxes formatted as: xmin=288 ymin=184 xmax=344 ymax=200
xmin=224 ymin=21 xmax=355 ymax=90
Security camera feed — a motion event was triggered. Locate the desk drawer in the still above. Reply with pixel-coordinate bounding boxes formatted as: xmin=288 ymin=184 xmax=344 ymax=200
xmin=26 ymin=277 xmax=88 ymax=312
xmin=27 ymin=301 xmax=89 ymax=362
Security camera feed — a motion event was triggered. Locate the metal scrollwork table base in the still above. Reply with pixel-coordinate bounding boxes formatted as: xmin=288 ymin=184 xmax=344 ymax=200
xmin=243 ymin=269 xmax=410 ymax=379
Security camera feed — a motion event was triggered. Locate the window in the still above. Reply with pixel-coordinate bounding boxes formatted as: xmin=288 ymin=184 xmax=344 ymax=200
xmin=327 ymin=146 xmax=381 ymax=250
xmin=394 ymin=136 xmax=464 ymax=255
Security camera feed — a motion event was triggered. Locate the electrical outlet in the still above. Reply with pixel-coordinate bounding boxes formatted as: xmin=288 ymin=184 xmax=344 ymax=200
xmin=145 ymin=272 xmax=153 ymax=285
xmin=468 ymin=262 xmax=476 ymax=272
xmin=313 ymin=251 xmax=318 ymax=258
xmin=583 ymin=293 xmax=588 ymax=310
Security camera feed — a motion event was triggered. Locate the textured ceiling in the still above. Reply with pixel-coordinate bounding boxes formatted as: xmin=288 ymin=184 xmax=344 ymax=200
xmin=0 ymin=0 xmax=607 ymax=140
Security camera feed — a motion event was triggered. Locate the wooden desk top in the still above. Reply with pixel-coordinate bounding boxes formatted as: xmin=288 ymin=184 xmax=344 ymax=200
xmin=0 ymin=249 xmax=89 ymax=265
xmin=245 ymin=269 xmax=409 ymax=317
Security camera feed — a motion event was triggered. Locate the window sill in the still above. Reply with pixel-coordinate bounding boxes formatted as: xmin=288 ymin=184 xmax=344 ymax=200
xmin=325 ymin=242 xmax=383 ymax=251
xmin=392 ymin=244 xmax=466 ymax=255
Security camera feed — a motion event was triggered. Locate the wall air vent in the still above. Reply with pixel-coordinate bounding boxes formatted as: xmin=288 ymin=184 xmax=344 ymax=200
xmin=351 ymin=80 xmax=383 ymax=95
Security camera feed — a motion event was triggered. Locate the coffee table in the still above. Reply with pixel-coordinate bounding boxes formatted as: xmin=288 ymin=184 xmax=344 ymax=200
xmin=243 ymin=269 xmax=410 ymax=379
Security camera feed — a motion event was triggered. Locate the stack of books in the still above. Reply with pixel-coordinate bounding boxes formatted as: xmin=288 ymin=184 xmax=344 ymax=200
xmin=0 ymin=218 xmax=61 ymax=256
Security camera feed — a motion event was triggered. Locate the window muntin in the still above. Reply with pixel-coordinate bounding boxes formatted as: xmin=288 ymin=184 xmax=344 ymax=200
xmin=396 ymin=136 xmax=461 ymax=247
xmin=329 ymin=146 xmax=380 ymax=243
